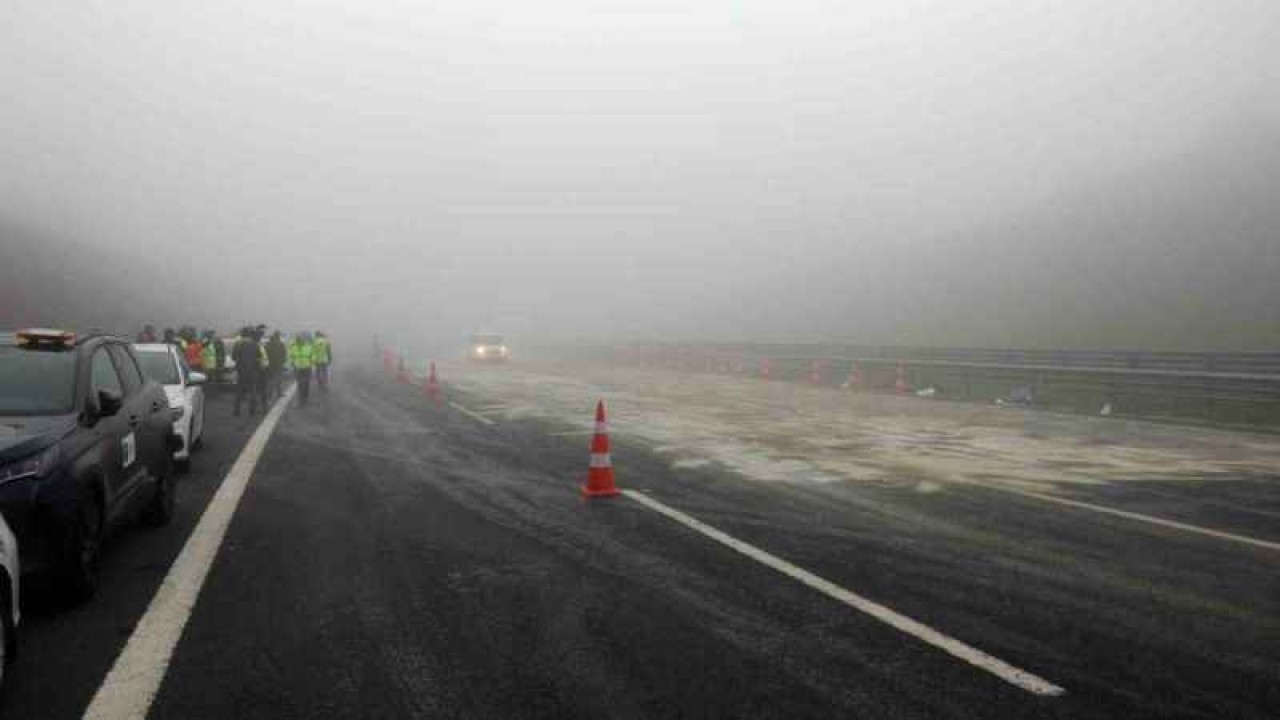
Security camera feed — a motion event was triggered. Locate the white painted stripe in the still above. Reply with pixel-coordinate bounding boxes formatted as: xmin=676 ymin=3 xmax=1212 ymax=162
xmin=83 ymin=386 xmax=297 ymax=720
xmin=595 ymin=421 xmax=609 ymax=434
xmin=590 ymin=453 xmax=612 ymax=468
xmin=993 ymin=486 xmax=1280 ymax=552
xmin=622 ymin=489 xmax=1065 ymax=697
xmin=449 ymin=401 xmax=496 ymax=426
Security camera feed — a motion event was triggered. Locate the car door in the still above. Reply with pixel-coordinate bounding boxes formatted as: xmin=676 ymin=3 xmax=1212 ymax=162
xmin=87 ymin=347 xmax=134 ymax=521
xmin=110 ymin=344 xmax=167 ymax=484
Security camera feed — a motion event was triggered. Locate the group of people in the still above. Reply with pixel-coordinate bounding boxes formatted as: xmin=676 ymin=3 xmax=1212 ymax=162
xmin=230 ymin=326 xmax=333 ymax=414
xmin=137 ymin=325 xmax=229 ymax=381
xmin=136 ymin=323 xmax=334 ymax=416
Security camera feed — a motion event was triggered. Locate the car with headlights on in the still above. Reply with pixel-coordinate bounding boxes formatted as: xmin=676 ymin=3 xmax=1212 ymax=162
xmin=0 ymin=329 xmax=179 ymax=601
xmin=133 ymin=343 xmax=206 ymax=472
xmin=467 ymin=333 xmax=510 ymax=363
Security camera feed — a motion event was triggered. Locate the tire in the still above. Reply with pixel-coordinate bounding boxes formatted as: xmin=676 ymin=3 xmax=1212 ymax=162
xmin=143 ymin=464 xmax=177 ymax=528
xmin=192 ymin=404 xmax=205 ymax=452
xmin=0 ymin=606 xmax=7 ymax=691
xmin=0 ymin=575 xmax=13 ymax=683
xmin=61 ymin=497 xmax=104 ymax=602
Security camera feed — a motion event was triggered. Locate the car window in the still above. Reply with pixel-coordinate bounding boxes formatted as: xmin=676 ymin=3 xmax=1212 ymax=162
xmin=0 ymin=344 xmax=76 ymax=414
xmin=110 ymin=345 xmax=146 ymax=395
xmin=90 ymin=348 xmax=124 ymax=397
xmin=136 ymin=349 xmax=182 ymax=385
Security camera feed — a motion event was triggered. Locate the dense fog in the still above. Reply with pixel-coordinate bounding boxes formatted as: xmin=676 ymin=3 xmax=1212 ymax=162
xmin=2 ymin=1 xmax=1277 ymax=351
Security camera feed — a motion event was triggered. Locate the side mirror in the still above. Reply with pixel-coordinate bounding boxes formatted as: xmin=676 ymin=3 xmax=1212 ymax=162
xmin=188 ymin=371 xmax=208 ymax=386
xmin=97 ymin=389 xmax=124 ymax=418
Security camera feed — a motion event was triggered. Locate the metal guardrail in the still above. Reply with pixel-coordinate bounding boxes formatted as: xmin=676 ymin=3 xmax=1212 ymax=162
xmin=676 ymin=343 xmax=1280 ymax=376
xmin=607 ymin=343 xmax=1280 ymax=430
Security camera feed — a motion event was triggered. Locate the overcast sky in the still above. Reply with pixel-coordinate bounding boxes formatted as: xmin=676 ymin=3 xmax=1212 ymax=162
xmin=2 ymin=1 xmax=1277 ymax=350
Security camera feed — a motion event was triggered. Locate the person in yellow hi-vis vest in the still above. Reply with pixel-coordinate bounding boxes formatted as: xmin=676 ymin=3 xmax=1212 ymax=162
xmin=313 ymin=331 xmax=333 ymax=393
xmin=289 ymin=331 xmax=317 ymax=406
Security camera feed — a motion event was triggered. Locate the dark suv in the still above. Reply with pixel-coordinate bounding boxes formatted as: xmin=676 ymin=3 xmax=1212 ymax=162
xmin=0 ymin=329 xmax=179 ymax=600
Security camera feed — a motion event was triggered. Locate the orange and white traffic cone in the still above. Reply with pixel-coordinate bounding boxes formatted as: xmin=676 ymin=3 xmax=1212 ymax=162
xmin=424 ymin=361 xmax=441 ymax=404
xmin=845 ymin=362 xmax=863 ymax=390
xmin=895 ymin=362 xmax=908 ymax=394
xmin=760 ymin=358 xmax=772 ymax=380
xmin=809 ymin=359 xmax=823 ymax=385
xmin=582 ymin=400 xmax=620 ymax=498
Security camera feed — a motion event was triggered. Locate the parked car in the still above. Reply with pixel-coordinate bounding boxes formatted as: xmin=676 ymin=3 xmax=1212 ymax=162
xmin=133 ymin=343 xmax=207 ymax=471
xmin=0 ymin=511 xmax=19 ymax=690
xmin=0 ymin=329 xmax=179 ymax=601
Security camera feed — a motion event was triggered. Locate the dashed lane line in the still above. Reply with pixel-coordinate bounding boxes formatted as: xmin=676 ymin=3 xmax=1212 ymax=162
xmin=82 ymin=386 xmax=296 ymax=720
xmin=622 ymin=489 xmax=1066 ymax=697
xmin=449 ymin=401 xmax=497 ymax=426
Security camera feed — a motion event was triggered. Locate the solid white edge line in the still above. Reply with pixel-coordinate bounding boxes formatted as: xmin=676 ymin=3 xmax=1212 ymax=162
xmin=622 ymin=489 xmax=1066 ymax=697
xmin=82 ymin=385 xmax=297 ymax=720
xmin=449 ymin=401 xmax=496 ymax=425
xmin=994 ymin=486 xmax=1280 ymax=552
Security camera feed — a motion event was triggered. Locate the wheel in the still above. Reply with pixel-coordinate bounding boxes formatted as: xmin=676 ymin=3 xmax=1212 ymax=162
xmin=143 ymin=465 xmax=177 ymax=528
xmin=192 ymin=403 xmax=205 ymax=452
xmin=61 ymin=498 xmax=104 ymax=602
xmin=0 ymin=605 xmax=7 ymax=690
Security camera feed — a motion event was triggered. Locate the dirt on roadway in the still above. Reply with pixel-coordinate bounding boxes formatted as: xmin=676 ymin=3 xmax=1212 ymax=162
xmin=442 ymin=360 xmax=1280 ymax=499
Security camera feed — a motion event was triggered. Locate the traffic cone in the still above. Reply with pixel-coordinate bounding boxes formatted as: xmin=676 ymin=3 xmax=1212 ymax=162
xmin=424 ymin=361 xmax=441 ymax=404
xmin=809 ymin=359 xmax=823 ymax=385
xmin=759 ymin=358 xmax=772 ymax=379
xmin=895 ymin=363 xmax=908 ymax=394
xmin=844 ymin=362 xmax=863 ymax=390
xmin=582 ymin=400 xmax=620 ymax=498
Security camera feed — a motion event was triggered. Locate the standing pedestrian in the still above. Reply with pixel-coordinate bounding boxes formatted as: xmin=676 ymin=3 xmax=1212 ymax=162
xmin=213 ymin=333 xmax=227 ymax=382
xmin=137 ymin=325 xmax=157 ymax=343
xmin=231 ymin=326 xmax=262 ymax=416
xmin=314 ymin=331 xmax=333 ymax=393
xmin=289 ymin=331 xmax=316 ymax=406
xmin=200 ymin=331 xmax=218 ymax=381
xmin=184 ymin=330 xmax=205 ymax=374
xmin=265 ymin=331 xmax=288 ymax=400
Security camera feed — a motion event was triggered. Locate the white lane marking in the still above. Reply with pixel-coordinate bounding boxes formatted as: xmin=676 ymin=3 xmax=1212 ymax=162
xmin=548 ymin=430 xmax=596 ymax=437
xmin=449 ymin=401 xmax=496 ymax=426
xmin=622 ymin=489 xmax=1066 ymax=697
xmin=992 ymin=486 xmax=1280 ymax=552
xmin=83 ymin=386 xmax=296 ymax=720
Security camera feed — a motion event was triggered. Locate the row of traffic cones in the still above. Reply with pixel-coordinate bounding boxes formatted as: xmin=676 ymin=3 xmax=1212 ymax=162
xmin=385 ymin=350 xmax=443 ymax=404
xmin=384 ymin=347 xmax=619 ymax=499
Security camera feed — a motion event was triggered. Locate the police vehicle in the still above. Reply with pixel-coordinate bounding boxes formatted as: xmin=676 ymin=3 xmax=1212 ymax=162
xmin=0 ymin=329 xmax=179 ymax=600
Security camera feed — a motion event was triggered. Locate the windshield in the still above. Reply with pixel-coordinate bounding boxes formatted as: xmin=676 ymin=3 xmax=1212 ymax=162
xmin=0 ymin=345 xmax=77 ymax=415
xmin=135 ymin=349 xmax=181 ymax=385
xmin=472 ymin=335 xmax=503 ymax=346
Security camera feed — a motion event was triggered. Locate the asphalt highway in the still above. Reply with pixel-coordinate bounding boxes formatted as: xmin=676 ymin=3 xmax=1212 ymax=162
xmin=2 ymin=366 xmax=1276 ymax=719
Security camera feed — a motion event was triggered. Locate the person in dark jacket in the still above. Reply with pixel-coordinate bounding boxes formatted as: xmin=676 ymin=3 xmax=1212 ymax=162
xmin=264 ymin=331 xmax=289 ymax=401
xmin=232 ymin=327 xmax=262 ymax=416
